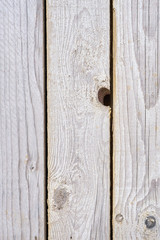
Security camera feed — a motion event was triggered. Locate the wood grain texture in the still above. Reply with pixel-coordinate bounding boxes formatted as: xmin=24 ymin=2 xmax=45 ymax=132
xmin=0 ymin=1 xmax=45 ymax=239
xmin=113 ymin=0 xmax=160 ymax=239
xmin=47 ymin=0 xmax=110 ymax=239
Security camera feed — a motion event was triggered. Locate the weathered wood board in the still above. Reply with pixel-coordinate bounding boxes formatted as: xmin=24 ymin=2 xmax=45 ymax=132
xmin=47 ymin=0 xmax=110 ymax=239
xmin=113 ymin=0 xmax=160 ymax=239
xmin=0 ymin=1 xmax=45 ymax=239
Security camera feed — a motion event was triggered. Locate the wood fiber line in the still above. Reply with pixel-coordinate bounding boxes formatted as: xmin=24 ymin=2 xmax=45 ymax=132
xmin=0 ymin=1 xmax=45 ymax=239
xmin=113 ymin=0 xmax=160 ymax=239
xmin=47 ymin=0 xmax=110 ymax=239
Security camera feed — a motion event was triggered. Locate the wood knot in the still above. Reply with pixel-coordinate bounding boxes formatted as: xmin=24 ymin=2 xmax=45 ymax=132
xmin=98 ymin=87 xmax=110 ymax=106
xmin=53 ymin=187 xmax=69 ymax=210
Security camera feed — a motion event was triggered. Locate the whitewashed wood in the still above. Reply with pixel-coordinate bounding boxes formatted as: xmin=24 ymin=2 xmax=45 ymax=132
xmin=0 ymin=1 xmax=45 ymax=239
xmin=113 ymin=0 xmax=160 ymax=239
xmin=47 ymin=0 xmax=110 ymax=239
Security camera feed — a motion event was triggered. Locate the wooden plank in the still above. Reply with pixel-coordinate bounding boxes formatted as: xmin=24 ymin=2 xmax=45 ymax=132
xmin=47 ymin=0 xmax=110 ymax=239
xmin=113 ymin=0 xmax=160 ymax=239
xmin=0 ymin=1 xmax=45 ymax=239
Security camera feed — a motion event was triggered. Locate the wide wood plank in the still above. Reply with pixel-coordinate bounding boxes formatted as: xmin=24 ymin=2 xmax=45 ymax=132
xmin=0 ymin=1 xmax=45 ymax=239
xmin=113 ymin=0 xmax=160 ymax=239
xmin=47 ymin=0 xmax=110 ymax=239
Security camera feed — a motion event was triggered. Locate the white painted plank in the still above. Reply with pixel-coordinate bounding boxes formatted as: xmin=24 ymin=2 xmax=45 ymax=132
xmin=0 ymin=1 xmax=45 ymax=239
xmin=113 ymin=0 xmax=160 ymax=239
xmin=47 ymin=0 xmax=110 ymax=239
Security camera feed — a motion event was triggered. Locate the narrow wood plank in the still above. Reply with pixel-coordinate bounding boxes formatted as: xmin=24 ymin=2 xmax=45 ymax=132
xmin=113 ymin=0 xmax=160 ymax=239
xmin=47 ymin=0 xmax=110 ymax=239
xmin=0 ymin=1 xmax=45 ymax=239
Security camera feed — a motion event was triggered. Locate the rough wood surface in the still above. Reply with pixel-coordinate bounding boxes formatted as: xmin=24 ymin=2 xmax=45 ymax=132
xmin=113 ymin=0 xmax=160 ymax=239
xmin=47 ymin=0 xmax=110 ymax=239
xmin=0 ymin=1 xmax=45 ymax=239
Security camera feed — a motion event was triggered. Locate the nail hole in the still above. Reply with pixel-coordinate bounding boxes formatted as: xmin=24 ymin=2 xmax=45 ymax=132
xmin=98 ymin=87 xmax=110 ymax=106
xmin=145 ymin=216 xmax=156 ymax=229
xmin=115 ymin=213 xmax=124 ymax=223
xmin=30 ymin=163 xmax=36 ymax=172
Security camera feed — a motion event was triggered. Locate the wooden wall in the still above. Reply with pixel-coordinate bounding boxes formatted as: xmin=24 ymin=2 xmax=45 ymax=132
xmin=113 ymin=0 xmax=160 ymax=239
xmin=1 ymin=0 xmax=160 ymax=239
xmin=47 ymin=0 xmax=111 ymax=239
xmin=0 ymin=1 xmax=45 ymax=239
